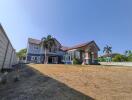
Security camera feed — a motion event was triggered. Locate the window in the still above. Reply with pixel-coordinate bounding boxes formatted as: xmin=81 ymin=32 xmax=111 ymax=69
xmin=69 ymin=56 xmax=71 ymax=61
xmin=35 ymin=57 xmax=37 ymax=60
xmin=31 ymin=56 xmax=35 ymax=60
xmin=31 ymin=56 xmax=39 ymax=61
xmin=34 ymin=45 xmax=39 ymax=49
xmin=54 ymin=48 xmax=57 ymax=52
xmin=63 ymin=55 xmax=65 ymax=61
xmin=77 ymin=51 xmax=80 ymax=59
xmin=49 ymin=48 xmax=51 ymax=52
xmin=82 ymin=53 xmax=85 ymax=59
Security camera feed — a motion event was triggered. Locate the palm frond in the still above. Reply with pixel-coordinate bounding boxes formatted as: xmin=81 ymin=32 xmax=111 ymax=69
xmin=41 ymin=35 xmax=57 ymax=50
xmin=41 ymin=37 xmax=46 ymax=41
xmin=47 ymin=35 xmax=52 ymax=40
xmin=103 ymin=45 xmax=112 ymax=54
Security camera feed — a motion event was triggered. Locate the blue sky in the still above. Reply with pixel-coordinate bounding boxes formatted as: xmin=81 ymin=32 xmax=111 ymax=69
xmin=0 ymin=0 xmax=132 ymax=55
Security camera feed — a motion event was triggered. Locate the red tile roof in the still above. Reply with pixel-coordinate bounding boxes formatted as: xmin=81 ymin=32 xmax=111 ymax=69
xmin=60 ymin=46 xmax=69 ymax=51
xmin=65 ymin=41 xmax=100 ymax=51
xmin=28 ymin=38 xmax=100 ymax=51
xmin=67 ymin=41 xmax=91 ymax=50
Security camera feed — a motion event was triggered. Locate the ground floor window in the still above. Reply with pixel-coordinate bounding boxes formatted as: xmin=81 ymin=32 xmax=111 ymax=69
xmin=31 ymin=56 xmax=41 ymax=63
xmin=31 ymin=56 xmax=35 ymax=61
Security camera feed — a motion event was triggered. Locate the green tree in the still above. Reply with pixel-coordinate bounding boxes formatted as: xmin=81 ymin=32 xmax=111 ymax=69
xmin=128 ymin=54 xmax=132 ymax=62
xmin=16 ymin=48 xmax=27 ymax=60
xmin=41 ymin=35 xmax=56 ymax=64
xmin=112 ymin=54 xmax=128 ymax=62
xmin=124 ymin=50 xmax=132 ymax=62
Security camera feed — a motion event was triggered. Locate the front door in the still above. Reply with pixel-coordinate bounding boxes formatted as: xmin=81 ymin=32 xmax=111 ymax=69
xmin=48 ymin=57 xmax=52 ymax=64
xmin=52 ymin=57 xmax=58 ymax=64
xmin=89 ymin=52 xmax=94 ymax=64
xmin=48 ymin=57 xmax=58 ymax=64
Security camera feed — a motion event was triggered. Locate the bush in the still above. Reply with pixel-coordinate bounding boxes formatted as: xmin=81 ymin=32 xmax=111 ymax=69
xmin=73 ymin=58 xmax=82 ymax=65
xmin=112 ymin=54 xmax=128 ymax=62
xmin=128 ymin=54 xmax=132 ymax=62
xmin=98 ymin=57 xmax=106 ymax=62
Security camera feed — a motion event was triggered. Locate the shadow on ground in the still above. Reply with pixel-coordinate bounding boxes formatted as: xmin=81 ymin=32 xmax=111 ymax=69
xmin=0 ymin=64 xmax=94 ymax=100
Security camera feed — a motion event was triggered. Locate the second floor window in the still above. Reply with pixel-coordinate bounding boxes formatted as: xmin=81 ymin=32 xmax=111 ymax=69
xmin=34 ymin=45 xmax=39 ymax=50
xmin=49 ymin=48 xmax=51 ymax=52
xmin=54 ymin=48 xmax=56 ymax=52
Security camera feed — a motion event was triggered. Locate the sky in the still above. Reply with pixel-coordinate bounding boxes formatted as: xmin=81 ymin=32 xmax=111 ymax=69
xmin=0 ymin=0 xmax=132 ymax=55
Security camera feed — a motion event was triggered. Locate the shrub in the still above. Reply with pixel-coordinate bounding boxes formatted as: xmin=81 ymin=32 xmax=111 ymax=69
xmin=73 ymin=58 xmax=82 ymax=65
xmin=98 ymin=57 xmax=109 ymax=62
xmin=128 ymin=54 xmax=132 ymax=62
xmin=98 ymin=57 xmax=106 ymax=62
xmin=112 ymin=54 xmax=128 ymax=62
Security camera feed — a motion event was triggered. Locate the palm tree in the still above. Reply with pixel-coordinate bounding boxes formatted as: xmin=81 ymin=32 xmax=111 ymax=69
xmin=103 ymin=45 xmax=112 ymax=62
xmin=41 ymin=35 xmax=56 ymax=64
xmin=103 ymin=45 xmax=112 ymax=56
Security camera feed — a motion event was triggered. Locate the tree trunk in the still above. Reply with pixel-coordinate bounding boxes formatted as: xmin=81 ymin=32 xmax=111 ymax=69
xmin=44 ymin=48 xmax=47 ymax=64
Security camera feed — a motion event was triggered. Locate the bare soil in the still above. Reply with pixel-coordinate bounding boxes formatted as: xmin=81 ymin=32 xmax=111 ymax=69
xmin=0 ymin=64 xmax=132 ymax=100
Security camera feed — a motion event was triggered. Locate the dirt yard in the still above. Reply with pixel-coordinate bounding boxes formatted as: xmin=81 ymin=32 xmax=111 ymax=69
xmin=1 ymin=64 xmax=132 ymax=100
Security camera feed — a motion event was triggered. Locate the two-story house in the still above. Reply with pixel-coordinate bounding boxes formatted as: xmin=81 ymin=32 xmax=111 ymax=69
xmin=26 ymin=38 xmax=100 ymax=65
xmin=26 ymin=38 xmax=64 ymax=64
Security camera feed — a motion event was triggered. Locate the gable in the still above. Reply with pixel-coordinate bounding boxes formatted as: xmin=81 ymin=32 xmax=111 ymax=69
xmin=86 ymin=42 xmax=100 ymax=52
xmin=89 ymin=41 xmax=100 ymax=51
xmin=53 ymin=38 xmax=62 ymax=48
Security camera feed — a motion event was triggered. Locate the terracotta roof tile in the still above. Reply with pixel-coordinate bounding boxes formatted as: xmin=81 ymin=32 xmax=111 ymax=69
xmin=28 ymin=38 xmax=100 ymax=51
xmin=66 ymin=41 xmax=94 ymax=50
xmin=60 ymin=46 xmax=69 ymax=51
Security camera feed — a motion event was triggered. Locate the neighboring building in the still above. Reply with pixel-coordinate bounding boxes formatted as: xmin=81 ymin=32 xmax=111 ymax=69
xmin=26 ymin=38 xmax=100 ymax=65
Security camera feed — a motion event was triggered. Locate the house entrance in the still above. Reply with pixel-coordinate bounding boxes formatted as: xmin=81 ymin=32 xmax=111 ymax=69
xmin=48 ymin=57 xmax=52 ymax=63
xmin=48 ymin=56 xmax=58 ymax=64
xmin=89 ymin=52 xmax=94 ymax=63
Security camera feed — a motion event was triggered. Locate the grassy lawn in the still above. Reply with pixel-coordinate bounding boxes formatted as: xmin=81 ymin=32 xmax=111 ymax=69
xmin=1 ymin=64 xmax=132 ymax=100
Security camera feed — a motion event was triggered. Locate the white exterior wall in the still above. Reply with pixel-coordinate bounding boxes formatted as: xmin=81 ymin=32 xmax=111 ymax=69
xmin=27 ymin=40 xmax=64 ymax=55
xmin=27 ymin=43 xmax=41 ymax=54
xmin=0 ymin=24 xmax=17 ymax=70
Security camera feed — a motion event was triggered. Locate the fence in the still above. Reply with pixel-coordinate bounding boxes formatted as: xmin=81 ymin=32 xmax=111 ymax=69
xmin=0 ymin=24 xmax=17 ymax=71
xmin=100 ymin=62 xmax=132 ymax=66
